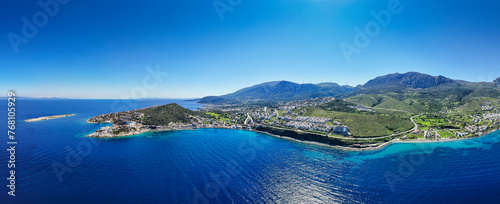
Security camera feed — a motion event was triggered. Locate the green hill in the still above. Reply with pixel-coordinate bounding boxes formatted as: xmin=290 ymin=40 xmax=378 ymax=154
xmin=138 ymin=103 xmax=200 ymax=125
xmin=298 ymin=106 xmax=414 ymax=137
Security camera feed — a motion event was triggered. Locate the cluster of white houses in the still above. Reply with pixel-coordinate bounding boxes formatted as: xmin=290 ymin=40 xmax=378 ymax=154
xmin=480 ymin=101 xmax=499 ymax=111
xmin=293 ymin=116 xmax=332 ymax=123
xmin=277 ymin=97 xmax=334 ymax=111
xmin=455 ymin=125 xmax=490 ymax=137
xmin=284 ymin=121 xmax=334 ymax=132
xmin=483 ymin=112 xmax=500 ymax=124
xmin=465 ymin=125 xmax=489 ymax=134
xmin=275 ymin=115 xmax=350 ymax=135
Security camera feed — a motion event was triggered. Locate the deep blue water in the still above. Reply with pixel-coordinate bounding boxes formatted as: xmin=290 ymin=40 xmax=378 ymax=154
xmin=1 ymin=99 xmax=500 ymax=203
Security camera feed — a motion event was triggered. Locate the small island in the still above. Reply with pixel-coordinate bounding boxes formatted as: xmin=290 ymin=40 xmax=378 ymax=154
xmin=25 ymin=114 xmax=76 ymax=122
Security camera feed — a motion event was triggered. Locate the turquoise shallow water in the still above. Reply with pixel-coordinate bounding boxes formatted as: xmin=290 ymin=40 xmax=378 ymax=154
xmin=1 ymin=99 xmax=499 ymax=203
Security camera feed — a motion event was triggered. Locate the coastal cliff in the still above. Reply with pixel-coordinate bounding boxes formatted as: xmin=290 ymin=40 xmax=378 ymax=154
xmin=255 ymin=126 xmax=392 ymax=149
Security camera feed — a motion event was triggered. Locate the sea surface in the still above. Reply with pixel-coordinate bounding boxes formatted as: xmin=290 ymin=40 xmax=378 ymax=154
xmin=1 ymin=99 xmax=500 ymax=203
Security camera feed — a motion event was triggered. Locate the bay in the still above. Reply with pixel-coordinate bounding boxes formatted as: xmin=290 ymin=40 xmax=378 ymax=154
xmin=1 ymin=99 xmax=499 ymax=203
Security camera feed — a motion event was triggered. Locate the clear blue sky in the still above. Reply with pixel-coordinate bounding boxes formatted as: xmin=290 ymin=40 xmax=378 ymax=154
xmin=1 ymin=0 xmax=499 ymax=99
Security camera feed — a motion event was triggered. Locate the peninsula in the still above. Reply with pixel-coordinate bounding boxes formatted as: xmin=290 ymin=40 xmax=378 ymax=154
xmin=25 ymin=114 xmax=76 ymax=122
xmin=86 ymin=72 xmax=500 ymax=150
xmin=86 ymin=97 xmax=499 ymax=150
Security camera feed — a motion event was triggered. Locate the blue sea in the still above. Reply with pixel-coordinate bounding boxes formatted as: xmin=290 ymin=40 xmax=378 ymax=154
xmin=1 ymin=99 xmax=500 ymax=203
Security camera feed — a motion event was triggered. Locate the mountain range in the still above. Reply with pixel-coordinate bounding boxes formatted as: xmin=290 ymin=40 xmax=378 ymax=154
xmin=199 ymin=72 xmax=500 ymax=110
xmin=199 ymin=81 xmax=353 ymax=104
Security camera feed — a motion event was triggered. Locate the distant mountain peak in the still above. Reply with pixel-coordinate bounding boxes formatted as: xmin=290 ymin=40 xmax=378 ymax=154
xmin=363 ymin=72 xmax=454 ymax=89
xmin=494 ymin=77 xmax=500 ymax=85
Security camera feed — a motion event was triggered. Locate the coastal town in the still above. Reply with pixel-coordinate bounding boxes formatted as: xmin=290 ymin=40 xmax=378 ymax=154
xmin=405 ymin=100 xmax=500 ymax=141
xmin=86 ymin=97 xmax=500 ymax=149
xmin=87 ymin=97 xmax=351 ymax=138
